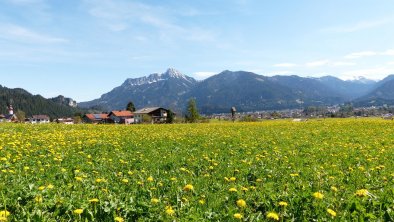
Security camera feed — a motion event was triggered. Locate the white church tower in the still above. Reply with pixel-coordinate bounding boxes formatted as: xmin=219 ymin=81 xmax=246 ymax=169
xmin=8 ymin=105 xmax=13 ymax=115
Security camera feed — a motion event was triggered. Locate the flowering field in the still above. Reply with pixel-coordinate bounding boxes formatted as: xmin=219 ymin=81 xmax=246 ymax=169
xmin=1 ymin=119 xmax=394 ymax=221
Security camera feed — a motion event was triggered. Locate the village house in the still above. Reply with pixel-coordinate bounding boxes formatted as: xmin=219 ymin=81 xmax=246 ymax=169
xmin=55 ymin=118 xmax=74 ymax=124
xmin=29 ymin=115 xmax=50 ymax=124
xmin=134 ymin=107 xmax=169 ymax=124
xmin=107 ymin=110 xmax=134 ymax=124
xmin=82 ymin=114 xmax=109 ymax=124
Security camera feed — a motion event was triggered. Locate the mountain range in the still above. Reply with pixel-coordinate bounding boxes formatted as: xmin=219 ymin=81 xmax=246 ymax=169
xmin=78 ymin=68 xmax=394 ymax=114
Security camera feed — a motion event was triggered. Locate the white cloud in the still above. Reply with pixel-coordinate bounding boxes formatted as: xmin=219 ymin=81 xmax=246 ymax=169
xmin=305 ymin=60 xmax=330 ymax=67
xmin=267 ymin=71 xmax=294 ymax=76
xmin=332 ymin=62 xmax=356 ymax=67
xmin=273 ymin=63 xmax=297 ymax=68
xmin=341 ymin=67 xmax=394 ymax=80
xmin=84 ymin=0 xmax=216 ymax=43
xmin=344 ymin=51 xmax=377 ymax=59
xmin=107 ymin=23 xmax=128 ymax=32
xmin=387 ymin=61 xmax=394 ymax=65
xmin=383 ymin=49 xmax=394 ymax=56
xmin=0 ymin=24 xmax=68 ymax=44
xmin=193 ymin=72 xmax=217 ymax=80
xmin=344 ymin=49 xmax=394 ymax=59
xmin=322 ymin=18 xmax=392 ymax=33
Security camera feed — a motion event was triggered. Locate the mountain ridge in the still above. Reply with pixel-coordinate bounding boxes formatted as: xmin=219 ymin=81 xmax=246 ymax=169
xmin=79 ymin=68 xmax=393 ymax=113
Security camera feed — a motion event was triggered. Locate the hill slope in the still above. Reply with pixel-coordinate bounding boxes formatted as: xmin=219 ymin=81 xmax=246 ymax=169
xmin=0 ymin=85 xmax=81 ymax=119
xmin=317 ymin=76 xmax=377 ymax=100
xmin=354 ymin=75 xmax=394 ymax=106
xmin=186 ymin=71 xmax=348 ymax=113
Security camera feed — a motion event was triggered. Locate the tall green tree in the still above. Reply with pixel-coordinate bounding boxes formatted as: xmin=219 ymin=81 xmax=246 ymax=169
xmin=166 ymin=109 xmax=175 ymax=123
xmin=15 ymin=110 xmax=26 ymax=123
xmin=126 ymin=101 xmax=136 ymax=112
xmin=186 ymin=98 xmax=200 ymax=123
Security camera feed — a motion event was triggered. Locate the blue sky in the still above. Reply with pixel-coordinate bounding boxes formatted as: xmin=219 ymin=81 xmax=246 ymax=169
xmin=1 ymin=0 xmax=394 ymax=101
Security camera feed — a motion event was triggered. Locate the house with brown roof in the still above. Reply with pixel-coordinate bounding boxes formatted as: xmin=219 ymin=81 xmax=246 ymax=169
xmin=82 ymin=114 xmax=109 ymax=124
xmin=108 ymin=110 xmax=134 ymax=124
xmin=134 ymin=107 xmax=169 ymax=124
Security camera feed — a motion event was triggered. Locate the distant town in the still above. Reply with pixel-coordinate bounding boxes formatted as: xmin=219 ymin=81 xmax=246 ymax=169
xmin=1 ymin=102 xmax=393 ymax=125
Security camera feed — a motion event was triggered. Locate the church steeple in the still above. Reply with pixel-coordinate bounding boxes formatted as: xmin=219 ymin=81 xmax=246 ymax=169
xmin=8 ymin=104 xmax=13 ymax=115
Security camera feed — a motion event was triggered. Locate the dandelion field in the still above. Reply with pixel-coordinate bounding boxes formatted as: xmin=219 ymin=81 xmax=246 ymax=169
xmin=1 ymin=119 xmax=394 ymax=221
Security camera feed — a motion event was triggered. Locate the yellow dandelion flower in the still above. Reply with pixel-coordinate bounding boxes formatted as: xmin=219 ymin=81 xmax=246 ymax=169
xmin=230 ymin=177 xmax=236 ymax=182
xmin=38 ymin=186 xmax=45 ymax=191
xmin=147 ymin=176 xmax=154 ymax=182
xmin=89 ymin=198 xmax=99 ymax=203
xmin=183 ymin=184 xmax=194 ymax=192
xmin=114 ymin=216 xmax=124 ymax=222
xmin=229 ymin=187 xmax=237 ymax=192
xmin=75 ymin=176 xmax=83 ymax=181
xmin=95 ymin=178 xmax=105 ymax=183
xmin=236 ymin=199 xmax=246 ymax=208
xmin=35 ymin=196 xmax=43 ymax=203
xmin=313 ymin=192 xmax=324 ymax=199
xmin=266 ymin=212 xmax=279 ymax=221
xmin=327 ymin=208 xmax=337 ymax=217
xmin=199 ymin=199 xmax=205 ymax=205
xmin=165 ymin=206 xmax=175 ymax=216
xmin=330 ymin=186 xmax=338 ymax=192
xmin=46 ymin=184 xmax=54 ymax=189
xmin=73 ymin=209 xmax=83 ymax=215
xmin=355 ymin=189 xmax=368 ymax=197
xmin=121 ymin=179 xmax=129 ymax=183
xmin=0 ymin=210 xmax=10 ymax=218
xmin=241 ymin=187 xmax=249 ymax=191
xmin=151 ymin=198 xmax=160 ymax=204
xmin=279 ymin=201 xmax=288 ymax=207
xmin=233 ymin=213 xmax=243 ymax=219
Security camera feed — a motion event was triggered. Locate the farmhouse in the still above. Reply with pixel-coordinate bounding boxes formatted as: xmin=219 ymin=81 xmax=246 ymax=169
xmin=134 ymin=107 xmax=169 ymax=124
xmin=30 ymin=115 xmax=50 ymax=124
xmin=382 ymin=113 xmax=393 ymax=120
xmin=82 ymin=114 xmax=109 ymax=124
xmin=108 ymin=110 xmax=134 ymax=124
xmin=55 ymin=118 xmax=74 ymax=124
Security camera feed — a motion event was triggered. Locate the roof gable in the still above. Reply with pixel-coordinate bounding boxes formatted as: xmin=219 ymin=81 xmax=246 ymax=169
xmin=134 ymin=107 xmax=165 ymax=114
xmin=84 ymin=114 xmax=108 ymax=120
xmin=109 ymin=110 xmax=134 ymax=117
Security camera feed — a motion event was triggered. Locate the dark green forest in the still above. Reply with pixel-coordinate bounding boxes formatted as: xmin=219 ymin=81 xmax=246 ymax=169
xmin=0 ymin=85 xmax=83 ymax=119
